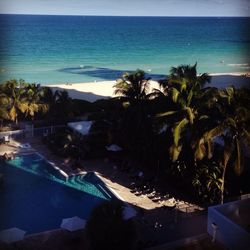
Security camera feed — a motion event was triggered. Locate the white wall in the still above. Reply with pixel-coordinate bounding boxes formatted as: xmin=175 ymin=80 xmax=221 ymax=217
xmin=207 ymin=200 xmax=250 ymax=249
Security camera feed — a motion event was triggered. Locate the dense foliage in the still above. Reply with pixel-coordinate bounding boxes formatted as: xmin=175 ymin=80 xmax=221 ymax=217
xmin=1 ymin=64 xmax=249 ymax=204
xmin=0 ymin=79 xmax=49 ymax=124
xmin=111 ymin=66 xmax=250 ymax=204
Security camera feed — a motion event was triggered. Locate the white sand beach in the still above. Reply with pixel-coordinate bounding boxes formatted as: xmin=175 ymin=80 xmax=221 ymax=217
xmin=47 ymin=81 xmax=117 ymax=102
xmin=46 ymin=74 xmax=250 ymax=102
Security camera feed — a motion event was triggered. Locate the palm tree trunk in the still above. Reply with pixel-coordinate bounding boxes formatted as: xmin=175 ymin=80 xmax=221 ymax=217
xmin=220 ymin=164 xmax=227 ymax=204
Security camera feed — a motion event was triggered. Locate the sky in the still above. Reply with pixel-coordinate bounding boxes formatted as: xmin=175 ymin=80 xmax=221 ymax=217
xmin=0 ymin=0 xmax=250 ymax=16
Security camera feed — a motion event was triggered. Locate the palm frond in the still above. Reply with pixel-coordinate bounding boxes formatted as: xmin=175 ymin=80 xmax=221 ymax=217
xmin=156 ymin=110 xmax=178 ymax=118
xmin=186 ymin=87 xmax=193 ymax=105
xmin=221 ymin=138 xmax=233 ymax=168
xmin=173 ymin=118 xmax=189 ymax=146
xmin=9 ymin=106 xmax=17 ymax=122
xmin=0 ymin=107 xmax=10 ymax=121
xmin=185 ymin=107 xmax=195 ymax=124
xmin=204 ymin=125 xmax=224 ymax=141
xmin=234 ymin=138 xmax=243 ymax=175
xmin=194 ymin=138 xmax=206 ymax=161
xmin=207 ymin=139 xmax=214 ymax=159
xmin=171 ymin=88 xmax=180 ymax=103
xmin=169 ymin=145 xmax=182 ymax=162
xmin=146 ymin=88 xmax=166 ymax=99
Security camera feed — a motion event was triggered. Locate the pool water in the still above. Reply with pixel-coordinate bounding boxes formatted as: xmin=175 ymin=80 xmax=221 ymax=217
xmin=7 ymin=153 xmax=113 ymax=200
xmin=0 ymin=153 xmax=115 ymax=235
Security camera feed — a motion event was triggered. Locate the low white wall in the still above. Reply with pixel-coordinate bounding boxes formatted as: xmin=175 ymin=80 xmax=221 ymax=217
xmin=207 ymin=201 xmax=250 ymax=249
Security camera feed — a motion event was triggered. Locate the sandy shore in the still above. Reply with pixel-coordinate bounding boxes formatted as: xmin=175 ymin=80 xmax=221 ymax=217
xmin=46 ymin=74 xmax=250 ymax=102
xmin=47 ymin=81 xmax=117 ymax=102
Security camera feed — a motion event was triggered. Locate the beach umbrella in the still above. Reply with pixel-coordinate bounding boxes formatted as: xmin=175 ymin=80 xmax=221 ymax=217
xmin=67 ymin=121 xmax=93 ymax=136
xmin=105 ymin=144 xmax=123 ymax=152
xmin=123 ymin=205 xmax=137 ymax=220
xmin=60 ymin=216 xmax=86 ymax=232
xmin=0 ymin=227 xmax=26 ymax=243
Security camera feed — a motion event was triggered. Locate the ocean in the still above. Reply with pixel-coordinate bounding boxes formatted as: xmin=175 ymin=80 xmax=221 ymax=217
xmin=0 ymin=15 xmax=250 ymax=84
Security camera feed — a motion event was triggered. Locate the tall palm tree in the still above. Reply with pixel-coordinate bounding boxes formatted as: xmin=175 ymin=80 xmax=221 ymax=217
xmin=113 ymin=69 xmax=151 ymax=104
xmin=54 ymin=90 xmax=72 ymax=118
xmin=192 ymin=87 xmax=250 ymax=203
xmin=113 ymin=70 xmax=157 ymax=162
xmin=39 ymin=88 xmax=72 ymax=120
xmin=157 ymin=64 xmax=211 ymax=161
xmin=40 ymin=86 xmax=57 ymax=117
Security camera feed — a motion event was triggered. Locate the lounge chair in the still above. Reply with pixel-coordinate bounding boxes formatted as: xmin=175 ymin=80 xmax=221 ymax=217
xmin=4 ymin=135 xmax=10 ymax=144
xmin=18 ymin=143 xmax=31 ymax=149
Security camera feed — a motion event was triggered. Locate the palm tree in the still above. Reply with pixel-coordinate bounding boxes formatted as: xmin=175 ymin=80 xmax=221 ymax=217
xmin=192 ymin=87 xmax=250 ymax=203
xmin=54 ymin=90 xmax=72 ymax=118
xmin=0 ymin=79 xmax=29 ymax=124
xmin=113 ymin=69 xmax=151 ymax=104
xmin=157 ymin=63 xmax=211 ymax=161
xmin=169 ymin=63 xmax=210 ymax=89
xmin=113 ymin=70 xmax=156 ymax=160
xmin=0 ymin=79 xmax=48 ymax=124
xmin=39 ymin=86 xmax=57 ymax=118
xmin=0 ymin=107 xmax=9 ymax=128
xmin=23 ymin=83 xmax=49 ymax=119
xmin=0 ymin=86 xmax=10 ymax=126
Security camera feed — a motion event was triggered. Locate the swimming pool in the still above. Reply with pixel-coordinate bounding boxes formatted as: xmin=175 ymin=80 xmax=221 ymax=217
xmin=0 ymin=153 xmax=116 ymax=235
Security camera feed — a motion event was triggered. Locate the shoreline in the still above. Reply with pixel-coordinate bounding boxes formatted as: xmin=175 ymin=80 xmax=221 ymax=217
xmin=45 ymin=73 xmax=250 ymax=102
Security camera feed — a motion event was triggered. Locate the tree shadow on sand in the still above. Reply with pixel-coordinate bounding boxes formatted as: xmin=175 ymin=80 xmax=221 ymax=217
xmin=58 ymin=66 xmax=166 ymax=81
xmin=49 ymin=86 xmax=110 ymax=102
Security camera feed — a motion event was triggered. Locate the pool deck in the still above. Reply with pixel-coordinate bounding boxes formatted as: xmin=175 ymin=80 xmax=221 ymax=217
xmin=0 ymin=138 xmax=208 ymax=248
xmin=0 ymin=138 xmax=204 ymax=211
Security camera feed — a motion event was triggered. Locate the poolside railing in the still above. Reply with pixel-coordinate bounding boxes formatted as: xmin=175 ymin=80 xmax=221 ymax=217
xmin=0 ymin=125 xmax=66 ymax=140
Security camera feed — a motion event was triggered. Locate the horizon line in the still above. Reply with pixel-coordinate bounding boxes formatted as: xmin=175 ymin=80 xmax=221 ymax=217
xmin=0 ymin=13 xmax=250 ymax=18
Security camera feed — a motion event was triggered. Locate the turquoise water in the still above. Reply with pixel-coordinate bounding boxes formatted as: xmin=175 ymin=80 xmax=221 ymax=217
xmin=0 ymin=15 xmax=250 ymax=84
xmin=7 ymin=153 xmax=112 ymax=200
xmin=0 ymin=153 xmax=114 ymax=234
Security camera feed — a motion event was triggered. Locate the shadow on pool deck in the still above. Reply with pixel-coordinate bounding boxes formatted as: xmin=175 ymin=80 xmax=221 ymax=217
xmin=9 ymin=229 xmax=88 ymax=250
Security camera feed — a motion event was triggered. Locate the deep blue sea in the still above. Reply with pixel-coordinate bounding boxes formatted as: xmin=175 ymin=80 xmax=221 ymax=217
xmin=0 ymin=15 xmax=250 ymax=84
